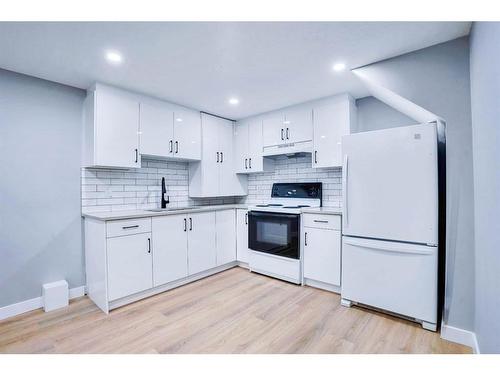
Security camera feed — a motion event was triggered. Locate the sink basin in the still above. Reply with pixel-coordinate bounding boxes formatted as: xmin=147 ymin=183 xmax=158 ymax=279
xmin=145 ymin=207 xmax=189 ymax=212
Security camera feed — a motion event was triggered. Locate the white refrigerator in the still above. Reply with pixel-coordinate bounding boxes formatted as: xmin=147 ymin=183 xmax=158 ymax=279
xmin=340 ymin=123 xmax=441 ymax=331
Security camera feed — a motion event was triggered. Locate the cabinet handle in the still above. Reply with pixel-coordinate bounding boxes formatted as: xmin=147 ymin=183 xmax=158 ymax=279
xmin=175 ymin=141 xmax=179 ymax=154
xmin=313 ymin=220 xmax=329 ymax=223
xmin=281 ymin=128 xmax=284 ymax=140
xmin=245 ymin=158 xmax=248 ymax=169
xmin=245 ymin=212 xmax=248 ymax=225
xmin=122 ymin=225 xmax=139 ymax=230
xmin=286 ymin=128 xmax=290 ymax=140
xmin=147 ymin=238 xmax=151 ymax=254
xmin=169 ymin=140 xmax=173 ymax=153
xmin=305 ymin=232 xmax=308 ymax=246
xmin=183 ymin=218 xmax=187 ymax=232
xmin=220 ymin=152 xmax=223 ymax=163
xmin=135 ymin=149 xmax=138 ymax=163
xmin=189 ymin=217 xmax=193 ymax=231
xmin=217 ymin=152 xmax=220 ymax=163
xmin=314 ymin=150 xmax=318 ymax=164
xmin=249 ymin=158 xmax=252 ymax=169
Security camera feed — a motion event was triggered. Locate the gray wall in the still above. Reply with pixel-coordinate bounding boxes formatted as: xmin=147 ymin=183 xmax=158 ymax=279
xmin=0 ymin=69 xmax=86 ymax=308
xmin=355 ymin=96 xmax=416 ymax=132
xmin=353 ymin=37 xmax=475 ymax=331
xmin=470 ymin=22 xmax=500 ymax=354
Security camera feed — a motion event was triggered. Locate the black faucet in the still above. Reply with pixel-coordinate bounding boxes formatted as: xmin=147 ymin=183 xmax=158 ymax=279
xmin=161 ymin=177 xmax=169 ymax=208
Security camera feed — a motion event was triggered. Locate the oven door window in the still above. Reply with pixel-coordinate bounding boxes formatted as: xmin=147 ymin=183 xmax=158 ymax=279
xmin=248 ymin=211 xmax=299 ymax=259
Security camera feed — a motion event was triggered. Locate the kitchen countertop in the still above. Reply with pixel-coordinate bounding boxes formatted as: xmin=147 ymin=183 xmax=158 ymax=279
xmin=82 ymin=204 xmax=342 ymax=221
xmin=82 ymin=204 xmax=248 ymax=221
xmin=300 ymin=207 xmax=343 ymax=215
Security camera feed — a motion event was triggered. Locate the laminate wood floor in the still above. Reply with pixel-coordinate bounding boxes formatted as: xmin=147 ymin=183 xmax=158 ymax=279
xmin=0 ymin=267 xmax=471 ymax=354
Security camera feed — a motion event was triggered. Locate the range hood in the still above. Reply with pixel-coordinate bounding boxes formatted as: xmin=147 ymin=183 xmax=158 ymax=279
xmin=262 ymin=140 xmax=313 ymax=157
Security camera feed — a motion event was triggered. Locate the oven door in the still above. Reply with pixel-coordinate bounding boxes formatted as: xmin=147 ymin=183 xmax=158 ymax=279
xmin=248 ymin=211 xmax=299 ymax=259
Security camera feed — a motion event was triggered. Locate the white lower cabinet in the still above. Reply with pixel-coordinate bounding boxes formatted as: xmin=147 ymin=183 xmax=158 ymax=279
xmin=236 ymin=209 xmax=249 ymax=263
xmin=216 ymin=210 xmax=237 ymax=266
xmin=107 ymin=232 xmax=153 ymax=301
xmin=187 ymin=211 xmax=217 ymax=275
xmin=152 ymin=215 xmax=188 ymax=287
xmin=302 ymin=214 xmax=342 ymax=290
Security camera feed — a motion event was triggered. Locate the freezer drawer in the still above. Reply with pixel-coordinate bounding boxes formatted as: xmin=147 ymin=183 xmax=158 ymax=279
xmin=341 ymin=236 xmax=437 ymax=324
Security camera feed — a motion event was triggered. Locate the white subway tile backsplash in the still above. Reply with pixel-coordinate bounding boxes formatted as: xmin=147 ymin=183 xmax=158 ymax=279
xmin=81 ymin=156 xmax=238 ymax=213
xmin=239 ymin=154 xmax=342 ymax=208
xmin=81 ymin=154 xmax=342 ymax=213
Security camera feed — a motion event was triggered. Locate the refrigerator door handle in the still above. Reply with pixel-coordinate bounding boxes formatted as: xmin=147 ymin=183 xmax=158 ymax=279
xmin=343 ymin=237 xmax=435 ymax=255
xmin=342 ymin=154 xmax=349 ymax=227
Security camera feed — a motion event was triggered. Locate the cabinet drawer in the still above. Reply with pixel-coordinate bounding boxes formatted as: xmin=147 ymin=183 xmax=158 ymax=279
xmin=106 ymin=218 xmax=151 ymax=238
xmin=303 ymin=214 xmax=341 ymax=230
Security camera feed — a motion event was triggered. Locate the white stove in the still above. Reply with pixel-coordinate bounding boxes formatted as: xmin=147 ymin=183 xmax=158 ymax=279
xmin=247 ymin=183 xmax=323 ymax=284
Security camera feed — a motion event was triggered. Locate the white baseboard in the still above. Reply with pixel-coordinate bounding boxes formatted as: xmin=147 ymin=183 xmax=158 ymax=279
xmin=0 ymin=286 xmax=86 ymax=321
xmin=441 ymin=324 xmax=480 ymax=353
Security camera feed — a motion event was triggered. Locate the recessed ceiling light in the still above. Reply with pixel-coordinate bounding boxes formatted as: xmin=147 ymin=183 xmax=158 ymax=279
xmin=105 ymin=50 xmax=123 ymax=65
xmin=332 ymin=62 xmax=346 ymax=72
xmin=228 ymin=98 xmax=239 ymax=105
xmin=175 ymin=118 xmax=183 ymax=122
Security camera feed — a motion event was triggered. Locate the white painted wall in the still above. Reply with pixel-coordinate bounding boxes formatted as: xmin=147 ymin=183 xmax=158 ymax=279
xmin=470 ymin=22 xmax=500 ymax=354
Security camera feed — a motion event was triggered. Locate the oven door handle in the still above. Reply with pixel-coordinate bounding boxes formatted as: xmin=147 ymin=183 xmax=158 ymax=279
xmin=248 ymin=211 xmax=298 ymax=219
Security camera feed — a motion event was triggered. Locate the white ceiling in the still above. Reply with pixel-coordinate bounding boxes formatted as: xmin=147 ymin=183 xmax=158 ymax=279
xmin=0 ymin=22 xmax=470 ymax=119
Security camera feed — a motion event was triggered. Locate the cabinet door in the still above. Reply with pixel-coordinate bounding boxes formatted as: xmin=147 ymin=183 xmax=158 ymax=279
xmin=173 ymin=108 xmax=201 ymax=160
xmin=216 ymin=210 xmax=236 ymax=265
xmin=233 ymin=122 xmax=249 ymax=173
xmin=200 ymin=113 xmax=221 ymax=196
xmin=303 ymin=228 xmax=341 ymax=286
xmin=312 ymin=96 xmax=352 ymax=168
xmin=219 ymin=118 xmax=246 ymax=196
xmin=152 ymin=215 xmax=188 ymax=287
xmin=187 ymin=212 xmax=216 ymax=275
xmin=262 ymin=111 xmax=285 ymax=147
xmin=140 ymin=101 xmax=174 ymax=158
xmin=107 ymin=233 xmax=153 ymax=301
xmin=236 ymin=209 xmax=249 ymax=263
xmin=284 ymin=105 xmax=313 ymax=144
xmin=95 ymin=88 xmax=140 ymax=168
xmin=247 ymin=118 xmax=264 ymax=172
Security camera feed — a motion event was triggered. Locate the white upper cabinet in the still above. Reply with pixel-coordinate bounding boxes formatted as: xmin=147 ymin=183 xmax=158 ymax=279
xmin=140 ymin=100 xmax=174 ymax=158
xmin=284 ymin=105 xmax=313 ymax=144
xmin=83 ymin=84 xmax=141 ymax=169
xmin=312 ymin=94 xmax=356 ymax=168
xmin=189 ymin=113 xmax=247 ymax=198
xmin=140 ymin=99 xmax=201 ymax=161
xmin=84 ymin=83 xmax=201 ymax=168
xmin=234 ymin=117 xmax=273 ymax=174
xmin=262 ymin=111 xmax=285 ymax=148
xmin=261 ymin=105 xmax=313 ymax=156
xmin=172 ymin=107 xmax=201 ymax=160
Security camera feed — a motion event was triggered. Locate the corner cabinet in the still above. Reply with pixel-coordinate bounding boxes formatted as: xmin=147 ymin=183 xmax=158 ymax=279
xmin=83 ymin=84 xmax=141 ymax=169
xmin=189 ymin=113 xmax=248 ymax=197
xmin=312 ymin=94 xmax=356 ymax=168
xmin=234 ymin=117 xmax=274 ymax=174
